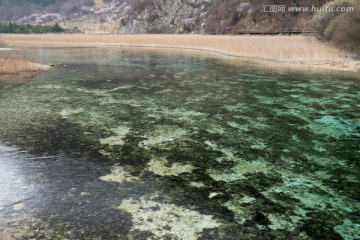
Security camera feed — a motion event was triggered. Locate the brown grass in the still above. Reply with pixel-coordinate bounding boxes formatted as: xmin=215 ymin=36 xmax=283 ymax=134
xmin=0 ymin=49 xmax=48 ymax=75
xmin=1 ymin=34 xmax=358 ymax=70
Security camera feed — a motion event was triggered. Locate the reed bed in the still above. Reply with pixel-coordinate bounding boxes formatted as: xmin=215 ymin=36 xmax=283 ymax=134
xmin=0 ymin=49 xmax=47 ymax=74
xmin=0 ymin=34 xmax=344 ymax=65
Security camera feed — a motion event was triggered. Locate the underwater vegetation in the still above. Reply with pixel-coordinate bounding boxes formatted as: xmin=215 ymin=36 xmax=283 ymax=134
xmin=0 ymin=48 xmax=359 ymax=239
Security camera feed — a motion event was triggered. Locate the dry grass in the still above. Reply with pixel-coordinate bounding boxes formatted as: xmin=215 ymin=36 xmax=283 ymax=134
xmin=0 ymin=49 xmax=47 ymax=74
xmin=1 ymin=34 xmax=358 ymax=70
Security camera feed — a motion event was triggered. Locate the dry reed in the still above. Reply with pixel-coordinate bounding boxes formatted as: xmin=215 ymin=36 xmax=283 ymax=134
xmin=0 ymin=48 xmax=47 ymax=74
xmin=1 ymin=34 xmax=357 ymax=71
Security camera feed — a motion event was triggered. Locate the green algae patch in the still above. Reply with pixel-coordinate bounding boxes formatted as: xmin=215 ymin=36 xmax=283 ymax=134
xmin=99 ymin=126 xmax=131 ymax=146
xmin=147 ymin=157 xmax=196 ymax=177
xmin=60 ymin=108 xmax=85 ymax=117
xmin=208 ymin=160 xmax=269 ymax=182
xmin=99 ymin=165 xmax=138 ymax=183
xmin=140 ymin=125 xmax=187 ymax=148
xmin=307 ymin=115 xmax=358 ymax=139
xmin=222 ymin=196 xmax=256 ymax=224
xmin=189 ymin=181 xmax=206 ymax=188
xmin=118 ymin=195 xmax=222 ymax=240
xmin=334 ymin=219 xmax=360 ymax=240
xmin=267 ymin=213 xmax=299 ymax=230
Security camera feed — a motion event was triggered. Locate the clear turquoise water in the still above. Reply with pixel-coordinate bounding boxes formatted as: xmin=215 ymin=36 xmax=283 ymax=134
xmin=0 ymin=47 xmax=359 ymax=239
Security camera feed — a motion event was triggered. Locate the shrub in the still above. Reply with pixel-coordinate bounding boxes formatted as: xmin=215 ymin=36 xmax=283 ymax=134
xmin=0 ymin=22 xmax=64 ymax=34
xmin=324 ymin=2 xmax=360 ymax=58
xmin=205 ymin=0 xmax=244 ymax=34
xmin=308 ymin=0 xmax=354 ymax=37
xmin=52 ymin=22 xmax=64 ymax=32
xmin=308 ymin=0 xmax=359 ymax=58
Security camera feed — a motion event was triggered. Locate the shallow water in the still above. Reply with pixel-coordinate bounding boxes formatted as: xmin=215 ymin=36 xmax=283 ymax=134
xmin=0 ymin=47 xmax=359 ymax=239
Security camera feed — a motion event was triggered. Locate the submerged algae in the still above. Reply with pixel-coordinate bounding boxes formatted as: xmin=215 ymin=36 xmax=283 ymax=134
xmin=208 ymin=159 xmax=269 ymax=182
xmin=0 ymin=47 xmax=359 ymax=239
xmin=140 ymin=125 xmax=188 ymax=148
xmin=147 ymin=157 xmax=196 ymax=176
xmin=118 ymin=195 xmax=221 ymax=240
xmin=100 ymin=165 xmax=138 ymax=183
xmin=99 ymin=126 xmax=131 ymax=146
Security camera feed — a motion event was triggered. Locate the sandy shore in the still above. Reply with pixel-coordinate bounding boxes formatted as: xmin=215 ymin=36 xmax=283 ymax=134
xmin=1 ymin=34 xmax=359 ymax=71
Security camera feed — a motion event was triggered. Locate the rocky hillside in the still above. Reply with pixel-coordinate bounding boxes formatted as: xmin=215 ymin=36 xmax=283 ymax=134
xmin=0 ymin=0 xmax=331 ymax=34
xmin=58 ymin=0 xmax=213 ymax=34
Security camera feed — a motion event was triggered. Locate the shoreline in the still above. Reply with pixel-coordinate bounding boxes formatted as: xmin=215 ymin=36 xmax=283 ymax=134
xmin=1 ymin=34 xmax=359 ymax=72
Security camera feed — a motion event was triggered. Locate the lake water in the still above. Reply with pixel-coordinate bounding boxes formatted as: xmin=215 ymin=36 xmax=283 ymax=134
xmin=0 ymin=47 xmax=359 ymax=239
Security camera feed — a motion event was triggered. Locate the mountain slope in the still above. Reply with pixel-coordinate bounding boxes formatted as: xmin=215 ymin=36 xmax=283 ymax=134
xmin=0 ymin=0 xmax=331 ymax=34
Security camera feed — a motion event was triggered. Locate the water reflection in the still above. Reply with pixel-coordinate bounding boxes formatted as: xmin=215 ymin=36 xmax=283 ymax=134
xmin=0 ymin=142 xmax=134 ymax=239
xmin=0 ymin=144 xmax=33 ymax=210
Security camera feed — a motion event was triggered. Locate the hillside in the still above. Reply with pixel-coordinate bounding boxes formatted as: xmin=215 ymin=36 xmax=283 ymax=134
xmin=0 ymin=0 xmax=331 ymax=34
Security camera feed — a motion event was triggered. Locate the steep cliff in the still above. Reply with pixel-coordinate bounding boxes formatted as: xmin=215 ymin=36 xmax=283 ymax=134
xmin=58 ymin=0 xmax=212 ymax=34
xmin=58 ymin=0 xmax=330 ymax=34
